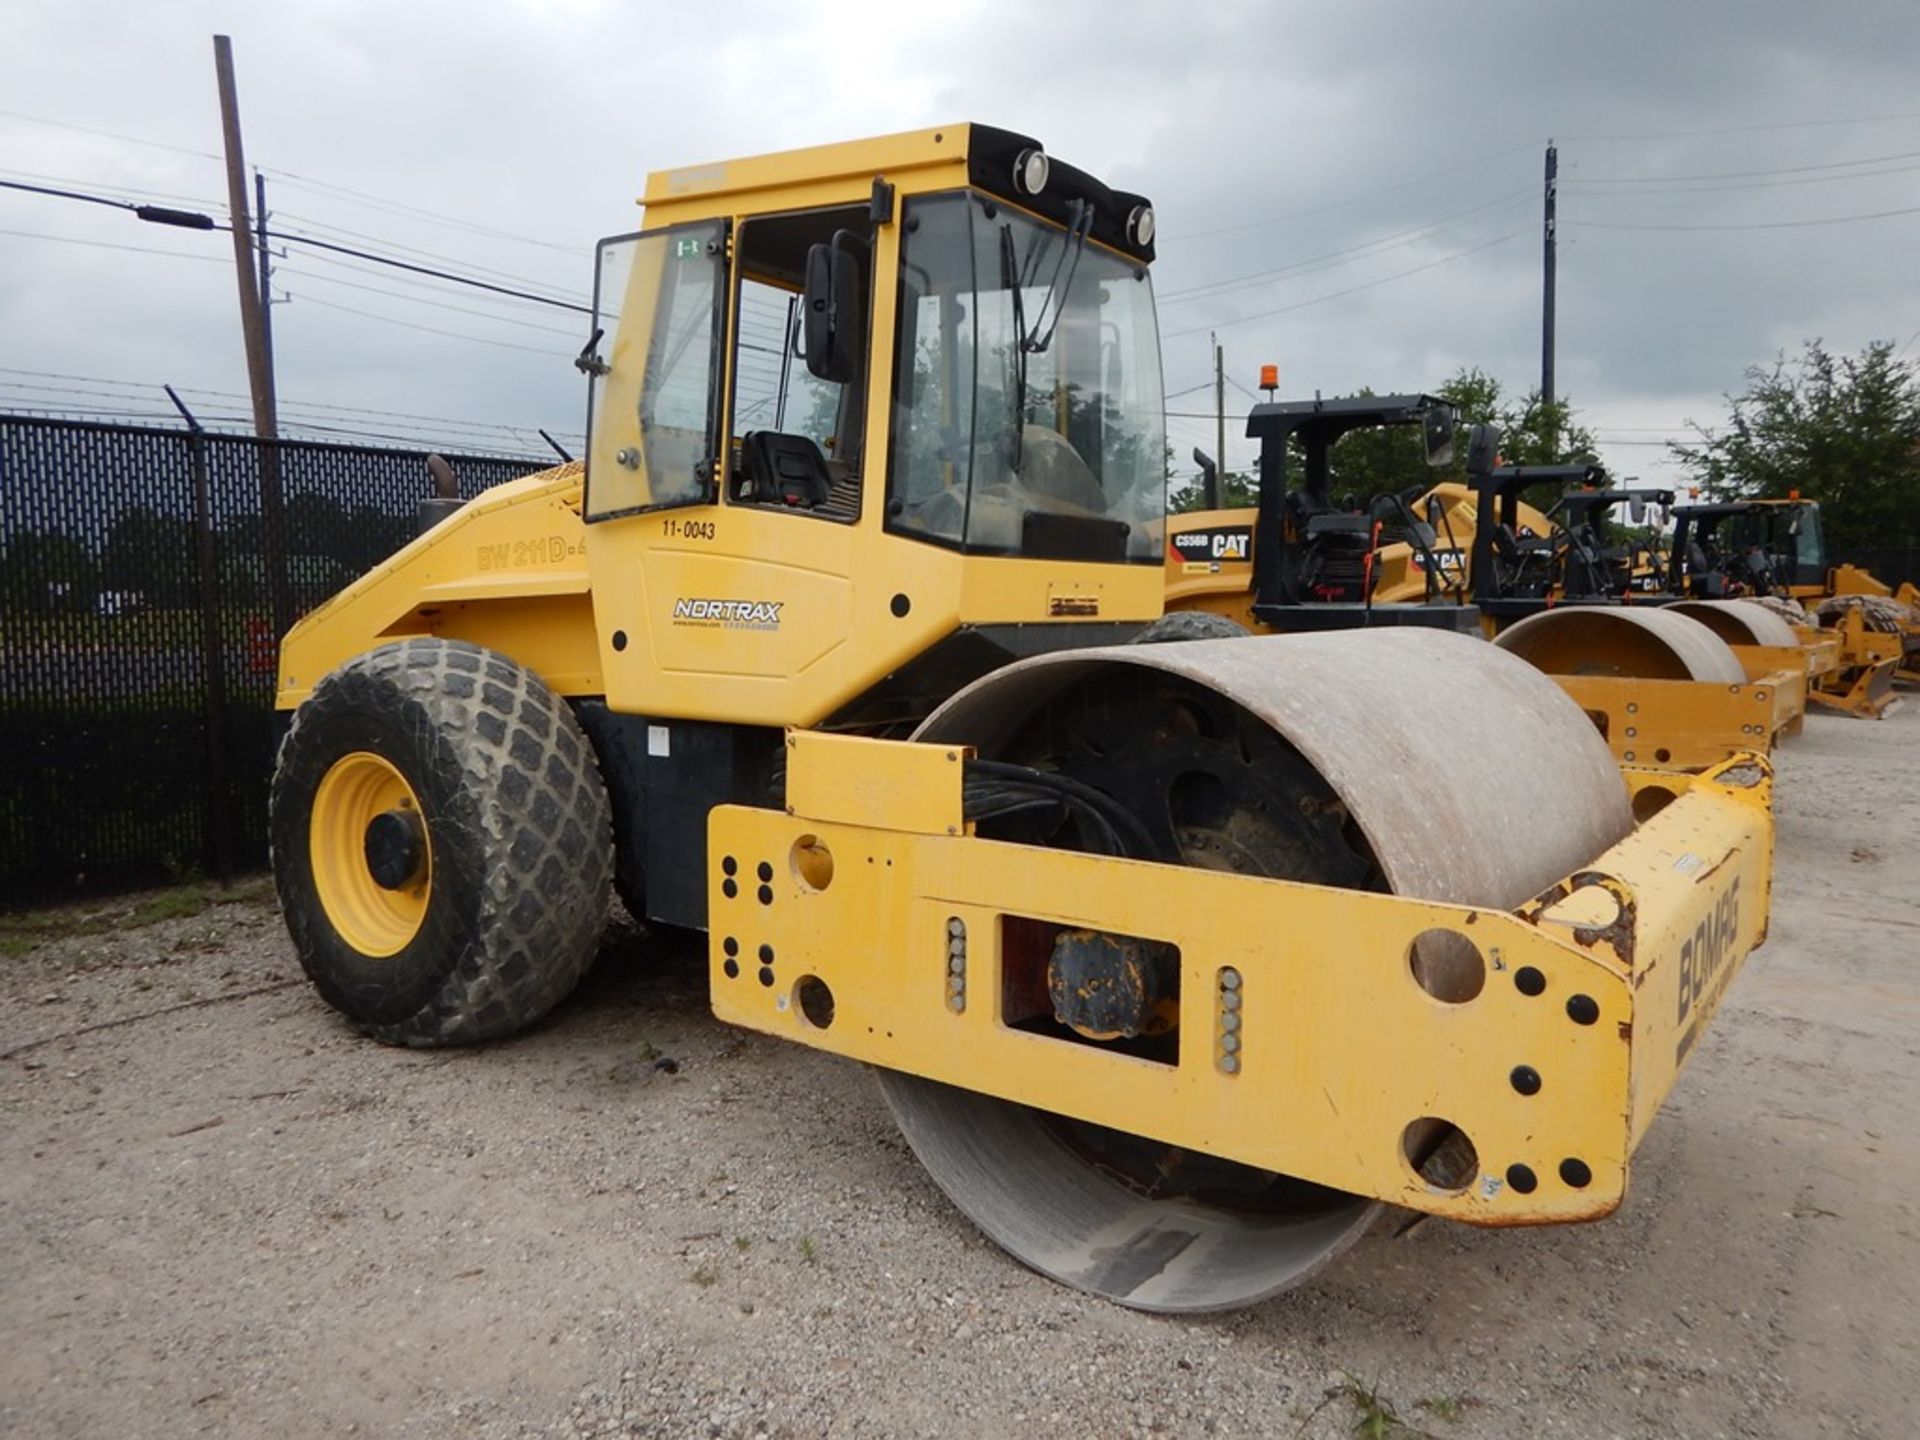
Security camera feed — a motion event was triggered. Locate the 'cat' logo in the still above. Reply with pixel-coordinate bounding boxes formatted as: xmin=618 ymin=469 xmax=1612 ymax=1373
xmin=1170 ymin=527 xmax=1252 ymax=564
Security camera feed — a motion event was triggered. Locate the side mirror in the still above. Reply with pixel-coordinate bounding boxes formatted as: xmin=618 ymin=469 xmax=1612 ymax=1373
xmin=1423 ymin=404 xmax=1458 ymax=468
xmin=803 ymin=241 xmax=860 ymax=383
xmin=1629 ymin=498 xmax=1646 ymax=524
xmin=1464 ymin=422 xmax=1500 ymax=479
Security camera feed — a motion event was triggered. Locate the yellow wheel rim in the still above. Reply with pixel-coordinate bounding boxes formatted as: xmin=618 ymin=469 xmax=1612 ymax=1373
xmin=309 ymin=751 xmax=432 ymax=957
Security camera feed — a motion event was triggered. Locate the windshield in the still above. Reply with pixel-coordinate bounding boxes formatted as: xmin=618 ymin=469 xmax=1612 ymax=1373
xmin=887 ymin=192 xmax=1164 ymax=562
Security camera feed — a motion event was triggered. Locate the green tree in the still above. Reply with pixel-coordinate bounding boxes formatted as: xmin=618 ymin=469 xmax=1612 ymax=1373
xmin=1428 ymin=368 xmax=1597 ymax=474
xmin=1167 ymin=462 xmax=1256 ymax=512
xmin=101 ymin=506 xmax=195 ymax=608
xmin=1670 ymin=339 xmax=1920 ymax=554
xmin=2 ymin=531 xmax=99 ymax=613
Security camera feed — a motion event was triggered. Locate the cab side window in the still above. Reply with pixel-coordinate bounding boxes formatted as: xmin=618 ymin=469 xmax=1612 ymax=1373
xmin=724 ymin=207 xmax=874 ymax=522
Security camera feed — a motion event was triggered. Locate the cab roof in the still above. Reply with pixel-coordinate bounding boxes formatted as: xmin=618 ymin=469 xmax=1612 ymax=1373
xmin=640 ymin=123 xmax=1156 ymax=263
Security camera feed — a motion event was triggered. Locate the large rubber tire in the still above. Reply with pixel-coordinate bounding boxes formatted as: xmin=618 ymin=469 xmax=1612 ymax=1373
xmin=271 ymin=637 xmax=613 ymax=1046
xmin=1130 ymin=610 xmax=1251 ymax=644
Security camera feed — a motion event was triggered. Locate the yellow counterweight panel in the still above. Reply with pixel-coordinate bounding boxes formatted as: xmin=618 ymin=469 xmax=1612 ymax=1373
xmin=709 ymin=736 xmax=1771 ymax=1226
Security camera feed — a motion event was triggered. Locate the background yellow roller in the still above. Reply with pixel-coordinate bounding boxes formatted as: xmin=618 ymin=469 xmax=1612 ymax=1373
xmin=1492 ymin=607 xmax=1747 ymax=683
xmin=874 ymin=630 xmax=1632 ymax=1312
xmin=1670 ymin=599 xmax=1804 ymax=650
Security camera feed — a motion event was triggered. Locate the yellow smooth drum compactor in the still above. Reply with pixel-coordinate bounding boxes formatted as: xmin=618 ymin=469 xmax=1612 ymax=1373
xmin=1670 ymin=498 xmax=1907 ymax=716
xmin=1162 ymin=398 xmax=1802 ymax=772
xmin=271 ymin=126 xmax=1773 ymax=1311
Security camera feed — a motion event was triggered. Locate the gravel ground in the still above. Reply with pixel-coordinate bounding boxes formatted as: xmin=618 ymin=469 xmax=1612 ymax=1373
xmin=2 ymin=704 xmax=1916 ymax=1440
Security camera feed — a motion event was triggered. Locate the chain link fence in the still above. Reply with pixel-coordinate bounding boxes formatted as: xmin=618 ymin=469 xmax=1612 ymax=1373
xmin=1 ymin=414 xmax=556 ymax=908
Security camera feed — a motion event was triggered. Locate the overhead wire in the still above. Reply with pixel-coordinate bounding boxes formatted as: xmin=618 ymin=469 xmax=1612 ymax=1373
xmin=0 ymin=226 xmax=227 ymax=262
xmin=1163 ymin=227 xmax=1531 ymax=339
xmin=275 ymin=264 xmax=585 ymax=338
xmin=1165 ymin=139 xmax=1539 ymax=241
xmin=1567 ymin=146 xmax=1920 ymax=185
xmin=1559 ymin=108 xmax=1920 ymax=144
xmin=260 ymin=166 xmax=588 ymax=255
xmin=0 ymin=106 xmax=223 ymax=161
xmin=278 ymin=290 xmax=577 ymax=357
xmin=277 ymin=243 xmax=584 ymax=318
xmin=1158 ymin=187 xmax=1535 ymax=304
xmin=267 ymin=209 xmax=587 ymax=293
xmin=1566 ymin=206 xmax=1920 ymax=233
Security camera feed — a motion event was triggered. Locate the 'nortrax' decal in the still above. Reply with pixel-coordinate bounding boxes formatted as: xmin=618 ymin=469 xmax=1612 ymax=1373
xmin=671 ymin=598 xmax=783 ymax=632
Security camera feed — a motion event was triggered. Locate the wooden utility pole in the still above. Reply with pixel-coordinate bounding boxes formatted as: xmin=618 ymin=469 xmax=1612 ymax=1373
xmin=214 ymin=35 xmax=277 ymax=441
xmin=1213 ymin=333 xmax=1226 ymax=493
xmin=254 ymin=169 xmax=279 ymax=421
xmin=213 ymin=33 xmax=292 ymax=635
xmin=1541 ymin=140 xmax=1558 ymax=458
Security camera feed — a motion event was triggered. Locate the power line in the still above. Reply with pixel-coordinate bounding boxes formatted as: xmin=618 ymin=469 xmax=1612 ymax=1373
xmin=259 ymin=224 xmax=591 ymax=311
xmin=3 ymin=176 xmax=593 ymax=312
xmin=1566 ymin=205 xmax=1920 ymax=233
xmin=0 ymin=166 xmax=224 ymax=211
xmin=0 ymin=106 xmax=223 ymax=161
xmin=1159 ymin=187 xmax=1535 ymax=304
xmin=261 ymin=166 xmax=587 ymax=255
xmin=276 ymin=264 xmax=583 ymax=338
xmin=1164 ymin=227 xmax=1531 ymax=339
xmin=268 ymin=208 xmax=586 ymax=294
xmin=1569 ymin=146 xmax=1920 ymax=185
xmin=0 ymin=225 xmax=228 ymax=262
xmin=278 ymin=243 xmax=581 ymax=317
xmin=1224 ymin=374 xmax=1263 ymax=405
xmin=1166 ymin=140 xmax=1538 ymax=241
xmin=0 ymin=103 xmax=584 ymax=257
xmin=1560 ymin=108 xmax=1920 ymax=144
xmin=1163 ymin=380 xmax=1215 ymax=401
xmin=285 ymin=289 xmax=578 ymax=357
xmin=1564 ymin=160 xmax=1920 ymax=198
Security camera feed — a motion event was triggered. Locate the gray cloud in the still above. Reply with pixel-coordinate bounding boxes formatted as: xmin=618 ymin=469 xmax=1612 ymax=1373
xmin=4 ymin=0 xmax=1917 ymax=484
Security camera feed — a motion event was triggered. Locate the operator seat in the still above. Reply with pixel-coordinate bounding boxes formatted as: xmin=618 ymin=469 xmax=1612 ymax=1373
xmin=740 ymin=431 xmax=832 ymax=509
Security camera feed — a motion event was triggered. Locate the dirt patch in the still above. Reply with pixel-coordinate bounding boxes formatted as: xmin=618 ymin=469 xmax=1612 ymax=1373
xmin=3 ymin=708 xmax=1917 ymax=1439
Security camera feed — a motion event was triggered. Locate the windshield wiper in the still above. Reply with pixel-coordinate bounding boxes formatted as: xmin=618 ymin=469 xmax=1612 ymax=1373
xmin=1001 ymin=202 xmax=1094 ymax=473
xmin=1020 ymin=199 xmax=1092 ymax=356
xmin=1001 ymin=224 xmax=1027 ymax=472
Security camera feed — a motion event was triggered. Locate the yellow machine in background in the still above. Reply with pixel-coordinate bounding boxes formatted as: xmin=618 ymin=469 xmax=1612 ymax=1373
xmin=1668 ymin=497 xmax=1910 ymax=715
xmin=1163 ymin=396 xmax=1802 ymax=770
xmin=270 ymin=126 xmax=1774 ymax=1312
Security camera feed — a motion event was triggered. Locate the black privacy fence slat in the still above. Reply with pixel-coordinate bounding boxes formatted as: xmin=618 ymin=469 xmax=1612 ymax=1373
xmin=0 ymin=414 xmax=554 ymax=909
xmin=1830 ymin=547 xmax=1918 ymax=591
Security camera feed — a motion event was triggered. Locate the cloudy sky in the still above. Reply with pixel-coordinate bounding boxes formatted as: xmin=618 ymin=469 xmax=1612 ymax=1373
xmin=4 ymin=0 xmax=1918 ymax=489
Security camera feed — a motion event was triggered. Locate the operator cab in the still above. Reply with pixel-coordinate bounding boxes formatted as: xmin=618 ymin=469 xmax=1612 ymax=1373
xmin=579 ymin=126 xmax=1163 ymax=568
xmin=1243 ymin=393 xmax=1470 ymax=626
xmin=1669 ymin=499 xmax=1825 ymax=597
